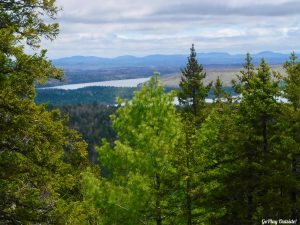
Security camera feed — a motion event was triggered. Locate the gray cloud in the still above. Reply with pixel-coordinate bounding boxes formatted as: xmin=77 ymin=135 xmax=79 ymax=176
xmin=58 ymin=0 xmax=300 ymax=24
xmin=39 ymin=0 xmax=300 ymax=58
xmin=155 ymin=1 xmax=300 ymax=18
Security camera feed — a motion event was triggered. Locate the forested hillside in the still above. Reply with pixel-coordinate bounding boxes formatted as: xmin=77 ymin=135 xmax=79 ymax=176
xmin=0 ymin=1 xmax=100 ymax=223
xmin=83 ymin=49 xmax=300 ymax=224
xmin=36 ymin=86 xmax=137 ymax=105
xmin=55 ymin=104 xmax=117 ymax=162
xmin=1 ymin=0 xmax=300 ymax=225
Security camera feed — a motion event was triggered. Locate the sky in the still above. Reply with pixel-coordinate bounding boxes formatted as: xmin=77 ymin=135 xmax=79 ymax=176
xmin=42 ymin=0 xmax=300 ymax=59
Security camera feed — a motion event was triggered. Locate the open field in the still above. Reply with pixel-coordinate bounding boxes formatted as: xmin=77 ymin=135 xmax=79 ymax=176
xmin=160 ymin=65 xmax=285 ymax=87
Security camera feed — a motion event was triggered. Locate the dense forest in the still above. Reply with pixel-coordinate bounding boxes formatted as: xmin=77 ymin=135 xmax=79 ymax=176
xmin=1 ymin=1 xmax=300 ymax=225
xmin=36 ymin=87 xmax=137 ymax=105
xmin=55 ymin=104 xmax=117 ymax=163
xmin=36 ymin=86 xmax=236 ymax=106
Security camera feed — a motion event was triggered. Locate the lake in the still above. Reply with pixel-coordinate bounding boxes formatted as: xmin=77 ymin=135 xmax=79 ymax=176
xmin=41 ymin=77 xmax=151 ymax=90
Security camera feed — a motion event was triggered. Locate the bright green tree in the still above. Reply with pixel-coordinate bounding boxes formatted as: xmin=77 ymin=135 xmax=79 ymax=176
xmin=85 ymin=74 xmax=181 ymax=225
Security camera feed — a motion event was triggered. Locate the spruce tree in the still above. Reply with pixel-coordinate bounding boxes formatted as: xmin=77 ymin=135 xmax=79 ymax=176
xmin=283 ymin=53 xmax=300 ymax=219
xmin=0 ymin=1 xmax=91 ymax=223
xmin=178 ymin=44 xmax=211 ymax=120
xmin=214 ymin=56 xmax=284 ymax=224
xmin=213 ymin=76 xmax=226 ymax=103
xmin=177 ymin=45 xmax=212 ymax=225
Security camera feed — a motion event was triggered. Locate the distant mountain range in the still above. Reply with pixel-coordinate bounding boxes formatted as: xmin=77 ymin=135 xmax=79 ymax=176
xmin=52 ymin=51 xmax=298 ymax=70
xmin=40 ymin=51 xmax=297 ymax=87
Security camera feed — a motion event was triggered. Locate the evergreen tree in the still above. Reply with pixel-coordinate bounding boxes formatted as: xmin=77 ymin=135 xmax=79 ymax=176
xmin=193 ymin=103 xmax=237 ymax=224
xmin=177 ymin=45 xmax=212 ymax=225
xmin=213 ymin=76 xmax=228 ymax=103
xmin=178 ymin=44 xmax=212 ymax=120
xmin=283 ymin=53 xmax=300 ymax=219
xmin=0 ymin=1 xmax=92 ymax=223
xmin=212 ymin=56 xmax=285 ymax=224
xmin=232 ymin=52 xmax=255 ymax=93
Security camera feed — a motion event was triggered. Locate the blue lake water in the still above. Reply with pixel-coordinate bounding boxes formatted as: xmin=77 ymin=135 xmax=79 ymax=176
xmin=41 ymin=77 xmax=151 ymax=90
xmin=40 ymin=78 xmax=288 ymax=104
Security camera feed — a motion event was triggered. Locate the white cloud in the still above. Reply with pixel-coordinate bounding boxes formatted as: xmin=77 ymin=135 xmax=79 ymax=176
xmin=39 ymin=0 xmax=300 ymax=58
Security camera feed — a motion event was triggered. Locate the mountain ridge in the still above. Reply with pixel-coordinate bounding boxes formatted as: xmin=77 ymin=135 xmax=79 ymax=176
xmin=52 ymin=51 xmax=298 ymax=70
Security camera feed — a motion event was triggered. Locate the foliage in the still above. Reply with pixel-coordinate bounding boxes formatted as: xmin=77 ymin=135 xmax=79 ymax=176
xmin=72 ymin=52 xmax=300 ymax=224
xmin=178 ymin=44 xmax=212 ymax=119
xmin=0 ymin=0 xmax=95 ymax=223
xmin=282 ymin=53 xmax=300 ymax=219
xmin=176 ymin=44 xmax=213 ymax=225
xmin=36 ymin=86 xmax=138 ymax=105
xmin=53 ymin=104 xmax=117 ymax=163
xmin=203 ymin=56 xmax=291 ymax=224
xmin=0 ymin=0 xmax=60 ymax=48
xmin=85 ymin=74 xmax=182 ymax=225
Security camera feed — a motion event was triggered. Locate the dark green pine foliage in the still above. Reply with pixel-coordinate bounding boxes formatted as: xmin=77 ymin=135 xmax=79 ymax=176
xmin=218 ymin=56 xmax=284 ymax=224
xmin=193 ymin=96 xmax=237 ymax=224
xmin=177 ymin=45 xmax=212 ymax=225
xmin=202 ymin=55 xmax=286 ymax=224
xmin=56 ymin=104 xmax=117 ymax=163
xmin=233 ymin=52 xmax=255 ymax=93
xmin=0 ymin=1 xmax=97 ymax=224
xmin=284 ymin=53 xmax=300 ymax=110
xmin=283 ymin=53 xmax=300 ymax=220
xmin=212 ymin=76 xmax=229 ymax=103
xmin=178 ymin=44 xmax=212 ymax=120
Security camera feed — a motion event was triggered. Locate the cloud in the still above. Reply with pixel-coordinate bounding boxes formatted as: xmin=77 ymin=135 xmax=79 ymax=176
xmin=40 ymin=0 xmax=300 ymax=58
xmin=154 ymin=0 xmax=300 ymax=18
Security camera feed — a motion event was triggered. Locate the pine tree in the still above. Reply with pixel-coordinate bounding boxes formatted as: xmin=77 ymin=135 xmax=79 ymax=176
xmin=233 ymin=52 xmax=255 ymax=93
xmin=0 ymin=1 xmax=91 ymax=223
xmin=283 ymin=53 xmax=300 ymax=219
xmin=193 ymin=102 xmax=237 ymax=224
xmin=214 ymin=57 xmax=284 ymax=224
xmin=178 ymin=44 xmax=211 ymax=120
xmin=177 ymin=45 xmax=212 ymax=225
xmin=213 ymin=76 xmax=227 ymax=103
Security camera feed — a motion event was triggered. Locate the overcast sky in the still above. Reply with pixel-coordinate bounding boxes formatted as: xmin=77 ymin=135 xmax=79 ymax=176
xmin=42 ymin=0 xmax=300 ymax=58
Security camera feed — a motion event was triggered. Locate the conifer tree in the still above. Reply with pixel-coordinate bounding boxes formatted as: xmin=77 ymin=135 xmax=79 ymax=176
xmin=212 ymin=56 xmax=284 ymax=224
xmin=283 ymin=53 xmax=300 ymax=219
xmin=233 ymin=52 xmax=255 ymax=93
xmin=178 ymin=44 xmax=212 ymax=120
xmin=0 ymin=1 xmax=91 ymax=223
xmin=213 ymin=76 xmax=227 ymax=103
xmin=177 ymin=45 xmax=212 ymax=225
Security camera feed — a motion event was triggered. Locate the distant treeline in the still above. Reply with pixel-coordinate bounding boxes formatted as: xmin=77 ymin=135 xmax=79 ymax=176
xmin=36 ymin=86 xmax=237 ymax=105
xmin=38 ymin=66 xmax=179 ymax=87
xmin=36 ymin=86 xmax=138 ymax=105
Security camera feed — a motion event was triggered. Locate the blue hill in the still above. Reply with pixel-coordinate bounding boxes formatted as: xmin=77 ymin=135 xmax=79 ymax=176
xmin=52 ymin=52 xmax=297 ymax=70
